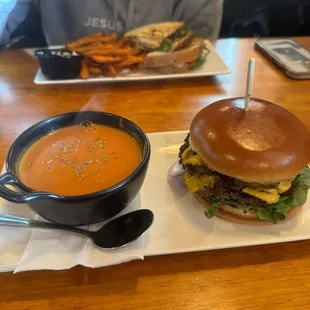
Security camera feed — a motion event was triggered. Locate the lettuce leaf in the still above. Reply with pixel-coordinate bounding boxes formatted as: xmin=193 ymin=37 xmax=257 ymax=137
xmin=157 ymin=40 xmax=172 ymax=52
xmin=204 ymin=197 xmax=239 ymax=219
xmin=292 ymin=167 xmax=310 ymax=207
xmin=299 ymin=166 xmax=310 ymax=186
xmin=191 ymin=47 xmax=209 ymax=71
xmin=257 ymin=196 xmax=294 ymax=224
xmin=175 ymin=26 xmax=190 ymax=39
xmin=204 ymin=167 xmax=310 ymax=224
xmin=257 ymin=167 xmax=310 ymax=224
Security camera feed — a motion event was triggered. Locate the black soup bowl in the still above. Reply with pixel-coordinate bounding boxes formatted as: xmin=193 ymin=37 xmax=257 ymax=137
xmin=0 ymin=111 xmax=150 ymax=225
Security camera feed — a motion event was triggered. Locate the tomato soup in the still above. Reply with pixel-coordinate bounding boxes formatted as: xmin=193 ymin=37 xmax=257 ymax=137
xmin=19 ymin=122 xmax=142 ymax=196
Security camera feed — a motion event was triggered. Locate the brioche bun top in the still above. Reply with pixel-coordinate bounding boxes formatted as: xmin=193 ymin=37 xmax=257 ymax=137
xmin=190 ymin=97 xmax=310 ymax=183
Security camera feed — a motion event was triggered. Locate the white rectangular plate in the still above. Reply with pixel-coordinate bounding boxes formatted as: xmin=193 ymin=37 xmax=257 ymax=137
xmin=143 ymin=131 xmax=310 ymax=256
xmin=33 ymin=41 xmax=230 ymax=85
xmin=1 ymin=131 xmax=309 ymax=272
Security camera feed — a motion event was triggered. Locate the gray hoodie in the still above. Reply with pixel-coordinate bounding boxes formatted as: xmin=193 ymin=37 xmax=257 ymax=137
xmin=0 ymin=0 xmax=223 ymax=46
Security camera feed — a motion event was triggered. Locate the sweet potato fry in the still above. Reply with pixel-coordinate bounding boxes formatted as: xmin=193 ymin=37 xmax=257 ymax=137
xmin=80 ymin=59 xmax=90 ymax=79
xmin=72 ymin=42 xmax=127 ymax=56
xmin=107 ymin=65 xmax=117 ymax=76
xmin=89 ymin=66 xmax=102 ymax=75
xmin=71 ymin=45 xmax=96 ymax=54
xmin=73 ymin=43 xmax=118 ymax=54
xmin=67 ymin=33 xmax=117 ymax=51
xmin=100 ymin=63 xmax=124 ymax=74
xmin=100 ymin=69 xmax=118 ymax=77
xmin=99 ymin=69 xmax=109 ymax=77
xmin=115 ymin=55 xmax=146 ymax=67
xmin=85 ymin=48 xmax=132 ymax=57
xmin=85 ymin=57 xmax=101 ymax=68
xmin=67 ymin=33 xmax=105 ymax=49
xmin=130 ymin=48 xmax=144 ymax=56
xmin=93 ymin=41 xmax=124 ymax=49
xmin=91 ymin=55 xmax=123 ymax=63
xmin=72 ymin=45 xmax=104 ymax=54
xmin=95 ymin=33 xmax=117 ymax=43
xmin=117 ymin=39 xmax=126 ymax=48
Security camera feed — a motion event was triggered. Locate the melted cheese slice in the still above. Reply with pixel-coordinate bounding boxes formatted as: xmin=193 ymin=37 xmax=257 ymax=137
xmin=277 ymin=180 xmax=292 ymax=193
xmin=184 ymin=172 xmax=216 ymax=193
xmin=242 ymin=180 xmax=292 ymax=204
xmin=242 ymin=188 xmax=280 ymax=204
xmin=182 ymin=147 xmax=204 ymax=166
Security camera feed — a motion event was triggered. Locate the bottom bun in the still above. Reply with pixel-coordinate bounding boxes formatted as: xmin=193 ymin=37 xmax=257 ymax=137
xmin=195 ymin=193 xmax=301 ymax=225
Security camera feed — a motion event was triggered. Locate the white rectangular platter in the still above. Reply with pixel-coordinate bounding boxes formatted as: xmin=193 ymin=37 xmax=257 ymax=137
xmin=33 ymin=41 xmax=230 ymax=85
xmin=143 ymin=131 xmax=310 ymax=256
xmin=1 ymin=130 xmax=309 ymax=272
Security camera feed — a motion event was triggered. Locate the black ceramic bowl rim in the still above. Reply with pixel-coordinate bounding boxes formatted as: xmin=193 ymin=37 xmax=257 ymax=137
xmin=5 ymin=112 xmax=151 ymax=202
xmin=34 ymin=48 xmax=83 ymax=59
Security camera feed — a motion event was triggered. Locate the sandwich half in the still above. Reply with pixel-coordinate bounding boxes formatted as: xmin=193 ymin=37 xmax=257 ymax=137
xmin=125 ymin=22 xmax=208 ymax=73
xmin=124 ymin=21 xmax=191 ymax=51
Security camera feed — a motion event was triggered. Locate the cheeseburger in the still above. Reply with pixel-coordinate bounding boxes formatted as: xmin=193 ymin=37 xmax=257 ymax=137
xmin=178 ymin=98 xmax=310 ymax=224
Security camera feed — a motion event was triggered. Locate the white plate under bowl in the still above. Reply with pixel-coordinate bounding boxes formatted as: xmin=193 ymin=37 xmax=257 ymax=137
xmin=33 ymin=41 xmax=230 ymax=85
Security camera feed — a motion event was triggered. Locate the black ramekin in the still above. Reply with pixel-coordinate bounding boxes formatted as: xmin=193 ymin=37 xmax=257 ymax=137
xmin=35 ymin=49 xmax=83 ymax=80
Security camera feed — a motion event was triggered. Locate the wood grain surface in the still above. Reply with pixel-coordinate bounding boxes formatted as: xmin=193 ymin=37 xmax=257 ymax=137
xmin=0 ymin=38 xmax=310 ymax=310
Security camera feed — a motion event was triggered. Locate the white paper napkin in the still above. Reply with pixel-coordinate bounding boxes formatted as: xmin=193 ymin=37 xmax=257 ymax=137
xmin=0 ymin=198 xmax=36 ymax=272
xmin=14 ymin=196 xmax=143 ymax=273
xmin=0 ymin=167 xmax=144 ymax=273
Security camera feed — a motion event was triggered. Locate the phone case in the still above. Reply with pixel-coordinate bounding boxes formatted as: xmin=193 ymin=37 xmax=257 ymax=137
xmin=255 ymin=39 xmax=310 ymax=80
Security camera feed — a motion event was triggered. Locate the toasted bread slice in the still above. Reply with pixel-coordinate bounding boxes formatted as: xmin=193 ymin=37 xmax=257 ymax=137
xmin=139 ymin=37 xmax=204 ymax=69
xmin=171 ymin=31 xmax=193 ymax=51
xmin=153 ymin=60 xmax=197 ymax=74
xmin=124 ymin=22 xmax=184 ymax=50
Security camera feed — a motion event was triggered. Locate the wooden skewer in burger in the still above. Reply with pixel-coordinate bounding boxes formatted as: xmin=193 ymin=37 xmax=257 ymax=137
xmin=176 ymin=58 xmax=310 ymax=224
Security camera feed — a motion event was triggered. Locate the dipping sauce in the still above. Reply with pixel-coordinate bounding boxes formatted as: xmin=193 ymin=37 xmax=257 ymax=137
xmin=19 ymin=122 xmax=142 ymax=196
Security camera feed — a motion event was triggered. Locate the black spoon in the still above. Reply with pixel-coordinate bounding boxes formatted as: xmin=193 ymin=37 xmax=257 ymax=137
xmin=0 ymin=209 xmax=154 ymax=249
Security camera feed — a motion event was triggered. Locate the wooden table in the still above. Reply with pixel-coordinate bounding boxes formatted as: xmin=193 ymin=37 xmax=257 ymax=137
xmin=1 ymin=38 xmax=310 ymax=310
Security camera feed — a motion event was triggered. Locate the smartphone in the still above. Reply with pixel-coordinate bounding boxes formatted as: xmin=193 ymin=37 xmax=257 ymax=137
xmin=255 ymin=39 xmax=310 ymax=80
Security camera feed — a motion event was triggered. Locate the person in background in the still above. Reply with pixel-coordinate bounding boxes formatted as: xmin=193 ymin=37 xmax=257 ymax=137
xmin=0 ymin=0 xmax=223 ymax=48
